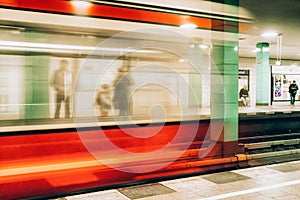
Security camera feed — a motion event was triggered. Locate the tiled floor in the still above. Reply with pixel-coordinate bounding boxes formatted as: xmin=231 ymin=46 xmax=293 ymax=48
xmin=60 ymin=160 xmax=300 ymax=200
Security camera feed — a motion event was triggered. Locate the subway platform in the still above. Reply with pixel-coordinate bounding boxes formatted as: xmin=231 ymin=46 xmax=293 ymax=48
xmin=56 ymin=160 xmax=300 ymax=200
xmin=1 ymin=104 xmax=299 ymax=200
xmin=1 ymin=103 xmax=300 ymax=132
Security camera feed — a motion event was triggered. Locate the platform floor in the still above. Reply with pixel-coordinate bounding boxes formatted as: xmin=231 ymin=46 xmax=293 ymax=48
xmin=57 ymin=160 xmax=300 ymax=200
xmin=2 ymin=104 xmax=300 ymax=133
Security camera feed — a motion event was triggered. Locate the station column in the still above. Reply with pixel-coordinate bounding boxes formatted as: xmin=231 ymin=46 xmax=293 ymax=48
xmin=24 ymin=56 xmax=50 ymax=119
xmin=209 ymin=0 xmax=241 ymax=157
xmin=22 ymin=31 xmax=51 ymax=119
xmin=256 ymin=43 xmax=270 ymax=105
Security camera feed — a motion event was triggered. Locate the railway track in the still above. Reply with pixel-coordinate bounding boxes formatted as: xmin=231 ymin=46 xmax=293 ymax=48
xmin=238 ymin=133 xmax=300 ymax=167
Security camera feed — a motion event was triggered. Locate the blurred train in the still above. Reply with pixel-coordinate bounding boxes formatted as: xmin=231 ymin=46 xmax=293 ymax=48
xmin=0 ymin=0 xmax=254 ymax=199
xmin=0 ymin=0 xmax=254 ymax=121
xmin=0 ymin=20 xmax=212 ymax=121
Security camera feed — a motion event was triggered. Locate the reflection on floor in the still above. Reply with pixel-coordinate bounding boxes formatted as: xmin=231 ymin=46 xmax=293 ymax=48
xmin=60 ymin=160 xmax=300 ymax=200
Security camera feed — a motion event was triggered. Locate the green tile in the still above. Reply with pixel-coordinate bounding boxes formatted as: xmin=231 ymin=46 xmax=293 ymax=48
xmin=202 ymin=171 xmax=250 ymax=184
xmin=117 ymin=183 xmax=175 ymax=199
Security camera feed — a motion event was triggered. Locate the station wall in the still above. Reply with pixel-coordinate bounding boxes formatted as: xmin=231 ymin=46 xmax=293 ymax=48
xmin=239 ymin=57 xmax=300 ymax=106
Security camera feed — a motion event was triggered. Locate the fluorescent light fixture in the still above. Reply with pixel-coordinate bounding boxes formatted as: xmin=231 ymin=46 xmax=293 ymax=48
xmin=0 ymin=40 xmax=160 ymax=54
xmin=0 ymin=46 xmax=73 ymax=53
xmin=179 ymin=23 xmax=198 ymax=29
xmin=252 ymin=49 xmax=259 ymax=53
xmin=179 ymin=58 xmax=186 ymax=63
xmin=261 ymin=32 xmax=278 ymax=37
xmin=275 ymin=61 xmax=281 ymax=66
xmin=234 ymin=46 xmax=238 ymax=52
xmin=0 ymin=40 xmax=95 ymax=51
xmin=199 ymin=44 xmax=208 ymax=49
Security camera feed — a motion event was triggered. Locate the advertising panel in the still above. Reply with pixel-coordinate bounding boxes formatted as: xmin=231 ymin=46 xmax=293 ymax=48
xmin=272 ymin=65 xmax=300 ymax=101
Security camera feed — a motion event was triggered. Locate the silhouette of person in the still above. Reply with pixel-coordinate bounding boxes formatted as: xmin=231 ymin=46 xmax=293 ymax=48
xmin=112 ymin=66 xmax=133 ymax=116
xmin=50 ymin=60 xmax=72 ymax=118
xmin=289 ymin=80 xmax=298 ymax=105
xmin=95 ymin=84 xmax=112 ymax=117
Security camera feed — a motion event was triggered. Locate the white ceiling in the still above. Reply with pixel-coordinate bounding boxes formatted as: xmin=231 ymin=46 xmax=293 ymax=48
xmin=0 ymin=1 xmax=299 ymax=62
xmin=239 ymin=0 xmax=300 ymax=60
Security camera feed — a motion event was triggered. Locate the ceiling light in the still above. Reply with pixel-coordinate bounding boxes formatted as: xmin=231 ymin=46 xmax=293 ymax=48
xmin=0 ymin=46 xmax=75 ymax=53
xmin=179 ymin=23 xmax=198 ymax=29
xmin=199 ymin=44 xmax=208 ymax=49
xmin=179 ymin=59 xmax=186 ymax=63
xmin=234 ymin=46 xmax=238 ymax=52
xmin=261 ymin=32 xmax=278 ymax=38
xmin=0 ymin=40 xmax=161 ymax=55
xmin=0 ymin=40 xmax=95 ymax=51
xmin=71 ymin=0 xmax=92 ymax=8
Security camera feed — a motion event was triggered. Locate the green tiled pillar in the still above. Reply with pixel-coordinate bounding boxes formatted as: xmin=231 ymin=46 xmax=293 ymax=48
xmin=209 ymin=0 xmax=240 ymax=157
xmin=211 ymin=42 xmax=239 ymax=139
xmin=210 ymin=41 xmax=240 ymax=156
xmin=256 ymin=43 xmax=270 ymax=105
xmin=24 ymin=56 xmax=50 ymax=119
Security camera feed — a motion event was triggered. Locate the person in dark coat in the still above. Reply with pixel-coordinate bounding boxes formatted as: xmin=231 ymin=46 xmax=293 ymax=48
xmin=112 ymin=66 xmax=133 ymax=116
xmin=289 ymin=80 xmax=298 ymax=105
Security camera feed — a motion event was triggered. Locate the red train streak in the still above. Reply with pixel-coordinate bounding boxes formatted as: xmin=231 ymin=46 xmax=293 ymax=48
xmin=0 ymin=121 xmax=228 ymax=199
xmin=0 ymin=0 xmax=238 ymax=32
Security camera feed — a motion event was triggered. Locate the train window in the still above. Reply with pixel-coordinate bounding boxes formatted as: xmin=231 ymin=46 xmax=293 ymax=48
xmin=0 ymin=27 xmax=211 ymax=126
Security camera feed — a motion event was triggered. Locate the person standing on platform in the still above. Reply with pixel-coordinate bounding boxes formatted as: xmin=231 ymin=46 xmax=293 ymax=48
xmin=112 ymin=66 xmax=133 ymax=116
xmin=95 ymin=84 xmax=112 ymax=117
xmin=289 ymin=80 xmax=298 ymax=106
xmin=51 ymin=60 xmax=72 ymax=119
xmin=239 ymin=84 xmax=250 ymax=106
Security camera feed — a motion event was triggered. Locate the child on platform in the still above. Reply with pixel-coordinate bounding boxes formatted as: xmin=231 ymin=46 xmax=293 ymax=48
xmin=95 ymin=84 xmax=112 ymax=117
